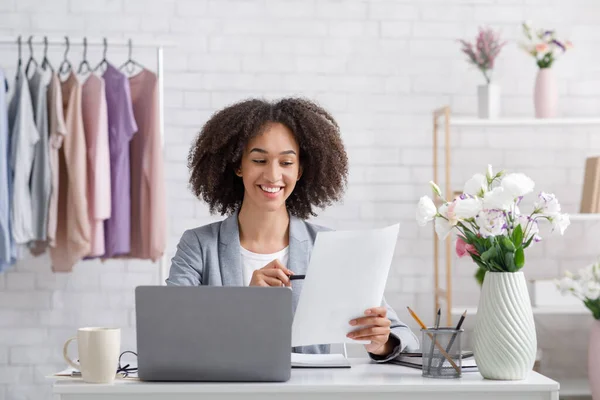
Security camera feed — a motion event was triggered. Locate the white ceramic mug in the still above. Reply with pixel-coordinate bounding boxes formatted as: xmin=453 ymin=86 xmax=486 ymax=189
xmin=63 ymin=327 xmax=121 ymax=384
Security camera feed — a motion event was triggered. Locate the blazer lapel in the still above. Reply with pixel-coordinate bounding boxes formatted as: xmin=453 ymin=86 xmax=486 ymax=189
xmin=218 ymin=211 xmax=311 ymax=291
xmin=288 ymin=215 xmax=310 ymax=314
xmin=218 ymin=211 xmax=244 ymax=286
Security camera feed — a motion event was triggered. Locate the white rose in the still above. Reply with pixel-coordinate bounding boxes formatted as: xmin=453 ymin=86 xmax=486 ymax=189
xmin=453 ymin=196 xmax=483 ymax=220
xmin=475 ymin=209 xmax=507 ymax=238
xmin=556 ymin=277 xmax=573 ymax=295
xmin=534 ymin=192 xmax=561 ymax=216
xmin=556 ymin=276 xmax=579 ymax=296
xmin=583 ymin=281 xmax=600 ymax=300
xmin=483 ymin=187 xmax=514 ymax=211
xmin=579 ymin=265 xmax=594 ymax=283
xmin=435 ymin=216 xmax=453 ymax=240
xmin=416 ymin=196 xmax=437 ymax=227
xmin=463 ymin=173 xmax=487 ymax=197
xmin=501 ymin=173 xmax=535 ymax=198
xmin=551 ymin=213 xmax=570 ymax=235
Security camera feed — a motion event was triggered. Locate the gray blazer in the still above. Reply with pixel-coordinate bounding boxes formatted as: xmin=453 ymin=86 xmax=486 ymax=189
xmin=166 ymin=210 xmax=419 ymax=362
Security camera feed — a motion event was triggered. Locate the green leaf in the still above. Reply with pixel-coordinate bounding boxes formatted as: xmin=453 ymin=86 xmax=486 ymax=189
xmin=470 ymin=254 xmax=486 ymax=269
xmin=505 ymin=252 xmax=516 ymax=272
xmin=515 ymin=247 xmax=525 ymax=269
xmin=490 ymin=260 xmax=504 ymax=272
xmin=481 ymin=247 xmax=497 ymax=263
xmin=464 ymin=230 xmax=478 ymax=243
xmin=523 ymin=235 xmax=535 ymax=249
xmin=501 ymin=236 xmax=516 ymax=252
xmin=512 ymin=225 xmax=523 ymax=247
xmin=584 ymin=299 xmax=600 ymax=320
xmin=475 ymin=267 xmax=486 ymax=286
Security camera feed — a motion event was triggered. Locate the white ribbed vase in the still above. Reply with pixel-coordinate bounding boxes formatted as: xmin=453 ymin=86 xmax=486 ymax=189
xmin=473 ymin=272 xmax=537 ymax=380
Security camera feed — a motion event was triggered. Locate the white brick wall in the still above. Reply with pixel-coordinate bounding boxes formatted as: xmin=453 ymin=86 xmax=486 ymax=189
xmin=1 ymin=0 xmax=600 ymax=398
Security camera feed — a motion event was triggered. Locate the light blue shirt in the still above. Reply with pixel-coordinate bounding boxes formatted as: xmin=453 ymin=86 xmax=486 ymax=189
xmin=0 ymin=69 xmax=16 ymax=271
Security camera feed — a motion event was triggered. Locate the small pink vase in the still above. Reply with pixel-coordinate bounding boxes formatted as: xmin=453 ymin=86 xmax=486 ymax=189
xmin=589 ymin=320 xmax=600 ymax=400
xmin=534 ymin=68 xmax=558 ymax=118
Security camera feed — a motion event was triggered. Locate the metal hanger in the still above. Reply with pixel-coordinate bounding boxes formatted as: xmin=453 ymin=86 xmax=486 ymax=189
xmin=94 ymin=38 xmax=108 ymax=73
xmin=41 ymin=36 xmax=54 ymax=72
xmin=15 ymin=35 xmax=22 ymax=82
xmin=119 ymin=39 xmax=144 ymax=75
xmin=25 ymin=35 xmax=39 ymax=77
xmin=77 ymin=37 xmax=92 ymax=75
xmin=58 ymin=36 xmax=72 ymax=76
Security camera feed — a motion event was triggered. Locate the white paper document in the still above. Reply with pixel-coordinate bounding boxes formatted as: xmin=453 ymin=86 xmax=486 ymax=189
xmin=291 ymin=224 xmax=400 ymax=347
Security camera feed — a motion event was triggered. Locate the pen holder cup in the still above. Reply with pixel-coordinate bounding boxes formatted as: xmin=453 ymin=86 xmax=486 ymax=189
xmin=420 ymin=328 xmax=464 ymax=379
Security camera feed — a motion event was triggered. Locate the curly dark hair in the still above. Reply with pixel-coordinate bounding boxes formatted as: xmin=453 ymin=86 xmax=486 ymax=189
xmin=188 ymin=97 xmax=349 ymax=219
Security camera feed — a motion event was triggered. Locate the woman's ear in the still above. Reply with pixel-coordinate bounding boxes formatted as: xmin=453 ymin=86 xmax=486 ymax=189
xmin=297 ymin=165 xmax=303 ymax=181
xmin=235 ymin=168 xmax=242 ymax=177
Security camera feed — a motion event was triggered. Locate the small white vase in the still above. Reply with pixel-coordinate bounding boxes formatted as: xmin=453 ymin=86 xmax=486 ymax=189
xmin=477 ymin=83 xmax=501 ymax=119
xmin=534 ymin=68 xmax=558 ymax=118
xmin=473 ymin=271 xmax=537 ymax=380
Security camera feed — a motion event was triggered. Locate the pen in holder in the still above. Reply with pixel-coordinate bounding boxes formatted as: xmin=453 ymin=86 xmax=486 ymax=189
xmin=421 ymin=328 xmax=464 ymax=379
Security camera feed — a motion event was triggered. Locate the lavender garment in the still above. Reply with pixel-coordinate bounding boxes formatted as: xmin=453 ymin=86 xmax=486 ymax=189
xmin=102 ymin=64 xmax=138 ymax=257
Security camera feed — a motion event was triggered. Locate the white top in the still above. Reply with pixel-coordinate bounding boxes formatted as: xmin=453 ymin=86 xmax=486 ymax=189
xmin=240 ymin=245 xmax=289 ymax=286
xmin=52 ymin=359 xmax=559 ymax=395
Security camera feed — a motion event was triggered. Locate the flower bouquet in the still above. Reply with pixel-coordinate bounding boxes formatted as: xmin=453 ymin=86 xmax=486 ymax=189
xmin=520 ymin=21 xmax=573 ymax=69
xmin=557 ymin=262 xmax=600 ymax=397
xmin=416 ymin=165 xmax=570 ymax=380
xmin=459 ymin=26 xmax=506 ymax=84
xmin=519 ymin=21 xmax=573 ymax=118
xmin=557 ymin=262 xmax=600 ymax=319
xmin=417 ymin=165 xmax=570 ymax=280
xmin=459 ymin=26 xmax=506 ymax=119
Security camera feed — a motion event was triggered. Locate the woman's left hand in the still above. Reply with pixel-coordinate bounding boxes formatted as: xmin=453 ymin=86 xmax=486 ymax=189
xmin=347 ymin=306 xmax=395 ymax=356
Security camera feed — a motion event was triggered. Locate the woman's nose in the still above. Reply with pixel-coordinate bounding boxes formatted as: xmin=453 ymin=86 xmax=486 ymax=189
xmin=264 ymin=163 xmax=282 ymax=182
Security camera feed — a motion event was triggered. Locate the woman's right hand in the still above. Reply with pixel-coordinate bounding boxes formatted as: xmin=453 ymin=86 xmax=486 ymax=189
xmin=249 ymin=259 xmax=293 ymax=287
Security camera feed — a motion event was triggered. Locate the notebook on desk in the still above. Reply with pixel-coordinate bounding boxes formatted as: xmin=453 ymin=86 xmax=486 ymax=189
xmin=390 ymin=351 xmax=478 ymax=371
xmin=291 ymin=353 xmax=351 ymax=368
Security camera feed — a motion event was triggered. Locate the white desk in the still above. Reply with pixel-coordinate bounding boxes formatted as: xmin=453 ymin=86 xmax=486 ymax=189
xmin=53 ymin=359 xmax=560 ymax=400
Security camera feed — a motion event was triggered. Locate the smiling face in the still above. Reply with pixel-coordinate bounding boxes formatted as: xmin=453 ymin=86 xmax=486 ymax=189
xmin=236 ymin=122 xmax=302 ymax=214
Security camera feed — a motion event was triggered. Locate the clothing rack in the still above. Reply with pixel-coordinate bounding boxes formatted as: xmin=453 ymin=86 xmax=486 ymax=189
xmin=0 ymin=36 xmax=171 ymax=285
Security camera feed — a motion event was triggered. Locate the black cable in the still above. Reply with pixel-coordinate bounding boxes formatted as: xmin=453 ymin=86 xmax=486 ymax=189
xmin=117 ymin=351 xmax=138 ymax=377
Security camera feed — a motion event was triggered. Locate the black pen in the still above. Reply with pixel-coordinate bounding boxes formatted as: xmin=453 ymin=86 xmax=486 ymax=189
xmin=289 ymin=275 xmax=305 ymax=280
xmin=437 ymin=309 xmax=467 ymax=372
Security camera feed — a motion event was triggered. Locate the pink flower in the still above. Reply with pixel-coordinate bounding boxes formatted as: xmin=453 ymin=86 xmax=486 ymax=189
xmin=535 ymin=43 xmax=549 ymax=53
xmin=446 ymin=200 xmax=458 ymax=226
xmin=456 ymin=237 xmax=479 ymax=258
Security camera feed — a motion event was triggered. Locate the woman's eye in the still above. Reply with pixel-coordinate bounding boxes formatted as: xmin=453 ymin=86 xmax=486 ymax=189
xmin=282 ymin=162 xmax=293 ymax=166
xmin=252 ymin=160 xmax=266 ymax=164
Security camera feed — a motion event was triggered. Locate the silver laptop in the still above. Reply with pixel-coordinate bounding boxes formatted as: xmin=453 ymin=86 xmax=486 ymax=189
xmin=135 ymin=286 xmax=292 ymax=382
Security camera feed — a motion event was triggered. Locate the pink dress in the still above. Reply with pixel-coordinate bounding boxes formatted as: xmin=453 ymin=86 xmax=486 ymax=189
xmin=81 ymin=74 xmax=111 ymax=257
xmin=128 ymin=69 xmax=166 ymax=261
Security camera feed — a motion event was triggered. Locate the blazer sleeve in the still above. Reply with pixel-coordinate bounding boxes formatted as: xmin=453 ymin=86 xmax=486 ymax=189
xmin=165 ymin=229 xmax=203 ymax=286
xmin=367 ymin=295 xmax=420 ymax=363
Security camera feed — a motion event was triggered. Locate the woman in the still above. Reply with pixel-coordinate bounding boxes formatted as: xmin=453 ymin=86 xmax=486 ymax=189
xmin=167 ymin=98 xmax=418 ymax=362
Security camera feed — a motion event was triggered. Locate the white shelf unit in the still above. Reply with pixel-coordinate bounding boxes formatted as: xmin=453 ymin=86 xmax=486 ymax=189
xmin=568 ymin=213 xmax=600 ymax=221
xmin=435 ymin=113 xmax=598 ymax=400
xmin=450 ymin=117 xmax=600 ymax=127
xmin=432 ymin=107 xmax=600 ymax=325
